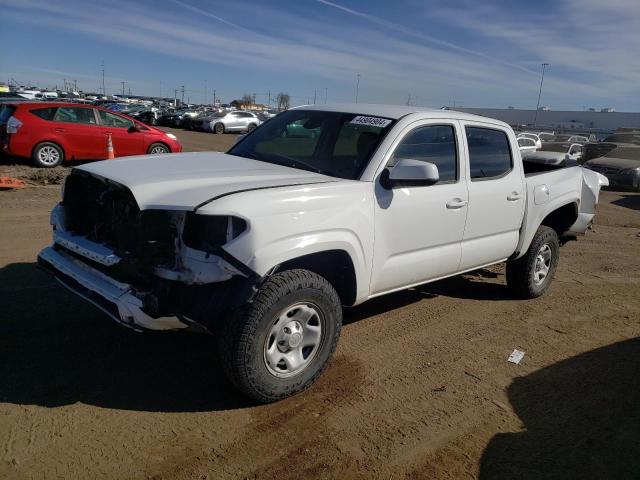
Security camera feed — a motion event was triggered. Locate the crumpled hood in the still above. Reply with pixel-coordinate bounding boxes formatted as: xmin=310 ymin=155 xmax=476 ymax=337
xmin=76 ymin=151 xmax=337 ymax=210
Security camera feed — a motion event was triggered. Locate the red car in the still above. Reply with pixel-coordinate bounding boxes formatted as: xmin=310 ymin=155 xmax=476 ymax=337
xmin=0 ymin=102 xmax=182 ymax=167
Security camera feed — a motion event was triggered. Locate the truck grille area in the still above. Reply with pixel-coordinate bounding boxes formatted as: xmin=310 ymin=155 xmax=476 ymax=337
xmin=62 ymin=172 xmax=177 ymax=269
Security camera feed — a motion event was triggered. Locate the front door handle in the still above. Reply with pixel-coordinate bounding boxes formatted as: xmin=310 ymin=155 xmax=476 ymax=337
xmin=446 ymin=198 xmax=468 ymax=209
xmin=507 ymin=192 xmax=522 ymax=201
xmin=55 ymin=128 xmax=65 ymax=132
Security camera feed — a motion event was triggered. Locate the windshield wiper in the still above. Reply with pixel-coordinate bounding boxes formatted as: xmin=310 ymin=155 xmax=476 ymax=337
xmin=231 ymin=151 xmax=327 ymax=176
xmin=271 ymin=155 xmax=325 ymax=175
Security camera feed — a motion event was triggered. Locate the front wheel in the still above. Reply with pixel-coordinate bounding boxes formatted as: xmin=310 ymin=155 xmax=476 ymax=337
xmin=147 ymin=142 xmax=170 ymax=154
xmin=506 ymin=226 xmax=559 ymax=298
xmin=219 ymin=270 xmax=342 ymax=403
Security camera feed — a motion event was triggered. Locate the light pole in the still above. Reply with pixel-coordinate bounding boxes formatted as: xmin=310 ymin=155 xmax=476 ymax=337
xmin=533 ymin=63 xmax=549 ymax=126
xmin=355 ymin=73 xmax=361 ymax=103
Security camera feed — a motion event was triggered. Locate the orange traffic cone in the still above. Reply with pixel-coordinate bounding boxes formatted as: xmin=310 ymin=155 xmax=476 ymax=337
xmin=106 ymin=134 xmax=115 ymax=159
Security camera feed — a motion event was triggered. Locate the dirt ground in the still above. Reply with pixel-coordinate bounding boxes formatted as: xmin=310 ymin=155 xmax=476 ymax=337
xmin=1 ymin=132 xmax=639 ymax=479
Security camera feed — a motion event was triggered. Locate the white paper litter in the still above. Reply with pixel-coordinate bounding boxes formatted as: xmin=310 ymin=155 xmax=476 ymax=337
xmin=507 ymin=349 xmax=525 ymax=364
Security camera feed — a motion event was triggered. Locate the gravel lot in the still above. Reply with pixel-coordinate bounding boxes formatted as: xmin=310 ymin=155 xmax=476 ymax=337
xmin=1 ymin=131 xmax=639 ymax=479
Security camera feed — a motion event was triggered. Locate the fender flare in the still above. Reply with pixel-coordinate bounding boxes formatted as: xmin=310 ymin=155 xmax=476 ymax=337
xmin=514 ymin=198 xmax=578 ymax=259
xmin=240 ymin=230 xmax=369 ymax=302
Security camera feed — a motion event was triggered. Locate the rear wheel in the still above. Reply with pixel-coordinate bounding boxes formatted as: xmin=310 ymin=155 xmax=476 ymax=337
xmin=219 ymin=269 xmax=342 ymax=402
xmin=147 ymin=143 xmax=170 ymax=154
xmin=214 ymin=122 xmax=225 ymax=134
xmin=506 ymin=226 xmax=559 ymax=298
xmin=247 ymin=123 xmax=257 ymax=132
xmin=32 ymin=142 xmax=63 ymax=168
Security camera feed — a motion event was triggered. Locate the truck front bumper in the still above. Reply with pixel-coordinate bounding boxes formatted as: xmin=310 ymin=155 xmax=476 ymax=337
xmin=38 ymin=246 xmax=189 ymax=332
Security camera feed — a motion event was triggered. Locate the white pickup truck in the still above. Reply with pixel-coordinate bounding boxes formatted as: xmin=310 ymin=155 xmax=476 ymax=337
xmin=38 ymin=104 xmax=608 ymax=402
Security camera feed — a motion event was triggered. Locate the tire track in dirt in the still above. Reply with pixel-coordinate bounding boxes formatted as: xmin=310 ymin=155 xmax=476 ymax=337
xmin=144 ymin=355 xmax=365 ymax=479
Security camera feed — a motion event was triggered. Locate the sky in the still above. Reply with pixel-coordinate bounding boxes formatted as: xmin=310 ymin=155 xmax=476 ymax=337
xmin=0 ymin=0 xmax=638 ymax=111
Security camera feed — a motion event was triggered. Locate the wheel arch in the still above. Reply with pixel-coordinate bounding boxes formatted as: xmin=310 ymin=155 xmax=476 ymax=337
xmin=515 ymin=200 xmax=578 ymax=259
xmin=274 ymin=249 xmax=358 ymax=306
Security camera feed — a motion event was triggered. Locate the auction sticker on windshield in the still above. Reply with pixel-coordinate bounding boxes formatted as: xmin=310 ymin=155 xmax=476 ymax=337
xmin=350 ymin=116 xmax=393 ymax=128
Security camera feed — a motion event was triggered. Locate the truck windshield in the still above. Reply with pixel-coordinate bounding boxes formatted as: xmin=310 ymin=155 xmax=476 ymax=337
xmin=228 ymin=110 xmax=395 ymax=179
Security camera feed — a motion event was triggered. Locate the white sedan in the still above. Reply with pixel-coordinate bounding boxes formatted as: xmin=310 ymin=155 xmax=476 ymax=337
xmin=204 ymin=111 xmax=262 ymax=134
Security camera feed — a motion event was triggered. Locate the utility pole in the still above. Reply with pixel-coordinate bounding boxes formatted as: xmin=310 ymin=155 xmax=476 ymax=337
xmin=174 ymin=88 xmax=178 ymax=106
xmin=181 ymin=85 xmax=185 ymax=104
xmin=204 ymin=79 xmax=207 ymax=105
xmin=252 ymin=93 xmax=256 ymax=105
xmin=533 ymin=63 xmax=549 ymax=126
xmin=213 ymin=89 xmax=216 ymax=106
xmin=121 ymin=81 xmax=125 ymax=96
xmin=101 ymin=60 xmax=105 ymax=96
xmin=355 ymin=73 xmax=361 ymax=103
xmin=313 ymin=89 xmax=317 ymax=104
xmin=268 ymin=90 xmax=271 ymax=107
xmin=74 ymin=79 xmax=77 ymax=91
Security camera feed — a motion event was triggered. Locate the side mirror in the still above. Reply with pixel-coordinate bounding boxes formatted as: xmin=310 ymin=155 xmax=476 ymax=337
xmin=383 ymin=159 xmax=439 ymax=188
xmin=128 ymin=125 xmax=140 ymax=133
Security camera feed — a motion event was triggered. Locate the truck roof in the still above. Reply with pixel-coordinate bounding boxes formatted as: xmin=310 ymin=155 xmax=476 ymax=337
xmin=293 ymin=103 xmax=507 ymax=126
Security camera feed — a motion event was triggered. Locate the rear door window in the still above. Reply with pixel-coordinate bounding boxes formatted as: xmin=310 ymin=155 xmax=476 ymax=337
xmin=465 ymin=127 xmax=513 ymax=179
xmin=54 ymin=107 xmax=98 ymax=125
xmin=518 ymin=137 xmax=536 ymax=148
xmin=30 ymin=107 xmax=58 ymax=121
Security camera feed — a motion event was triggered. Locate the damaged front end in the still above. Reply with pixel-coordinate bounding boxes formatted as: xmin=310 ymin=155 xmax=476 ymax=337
xmin=37 ymin=171 xmax=260 ymax=332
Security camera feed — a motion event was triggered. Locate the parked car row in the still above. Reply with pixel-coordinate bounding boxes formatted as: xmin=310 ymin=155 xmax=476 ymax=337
xmin=582 ymin=129 xmax=640 ymax=191
xmin=515 ymin=128 xmax=640 ymax=191
xmin=0 ymin=102 xmax=182 ymax=167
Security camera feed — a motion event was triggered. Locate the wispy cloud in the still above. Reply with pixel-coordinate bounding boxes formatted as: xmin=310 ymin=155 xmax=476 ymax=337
xmin=168 ymin=0 xmax=249 ymax=32
xmin=314 ymin=0 xmax=539 ymax=75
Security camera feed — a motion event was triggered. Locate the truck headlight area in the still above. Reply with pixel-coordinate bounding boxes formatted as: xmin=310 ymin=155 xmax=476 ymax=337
xmin=182 ymin=213 xmax=248 ymax=251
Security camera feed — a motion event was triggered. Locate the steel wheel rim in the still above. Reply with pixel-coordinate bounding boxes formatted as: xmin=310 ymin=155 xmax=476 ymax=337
xmin=264 ymin=302 xmax=324 ymax=378
xmin=533 ymin=243 xmax=552 ymax=285
xmin=38 ymin=146 xmax=60 ymax=165
xmin=150 ymin=145 xmax=167 ymax=154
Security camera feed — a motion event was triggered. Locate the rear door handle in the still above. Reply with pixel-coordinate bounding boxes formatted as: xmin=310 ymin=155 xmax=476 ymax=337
xmin=507 ymin=192 xmax=522 ymax=201
xmin=446 ymin=198 xmax=468 ymax=209
xmin=54 ymin=128 xmax=65 ymax=132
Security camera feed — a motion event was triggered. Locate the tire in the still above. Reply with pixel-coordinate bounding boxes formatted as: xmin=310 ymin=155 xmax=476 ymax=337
xmin=219 ymin=269 xmax=342 ymax=403
xmin=214 ymin=122 xmax=225 ymax=134
xmin=147 ymin=142 xmax=170 ymax=154
xmin=32 ymin=142 xmax=64 ymax=168
xmin=247 ymin=123 xmax=257 ymax=132
xmin=506 ymin=226 xmax=560 ymax=299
